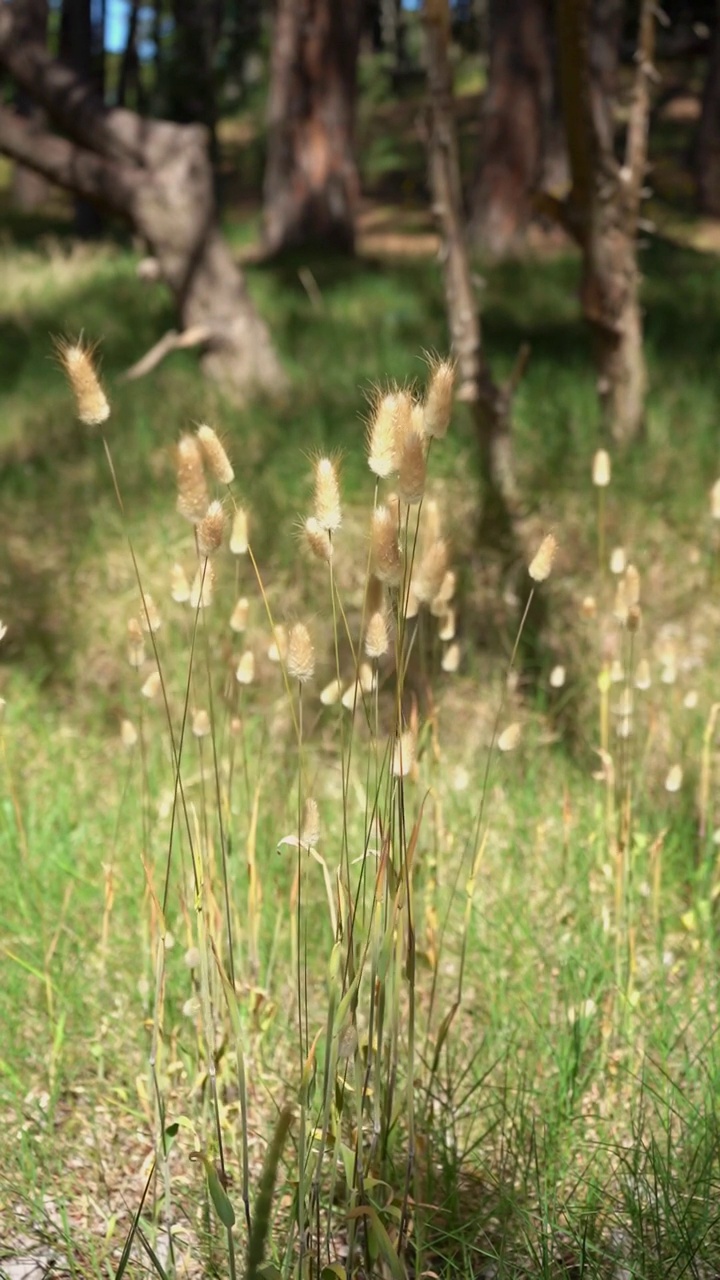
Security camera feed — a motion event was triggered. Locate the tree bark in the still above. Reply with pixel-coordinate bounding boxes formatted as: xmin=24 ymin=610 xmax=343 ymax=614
xmin=696 ymin=0 xmax=720 ymax=215
xmin=262 ymin=0 xmax=363 ymax=255
xmin=423 ymin=0 xmax=525 ymax=549
xmin=60 ymin=0 xmax=106 ymax=236
xmin=555 ymin=0 xmax=654 ymax=446
xmin=0 ymin=4 xmax=284 ymax=402
xmin=166 ymin=0 xmax=222 ymax=152
xmin=469 ymin=0 xmax=563 ymax=258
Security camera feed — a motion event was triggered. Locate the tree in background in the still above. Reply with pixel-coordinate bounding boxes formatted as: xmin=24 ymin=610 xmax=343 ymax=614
xmin=60 ymin=0 xmax=106 ymax=235
xmin=262 ymin=0 xmax=364 ymax=255
xmin=0 ymin=1 xmax=283 ymax=401
xmin=696 ymin=0 xmax=720 ymax=213
xmin=423 ymin=0 xmax=529 ymax=551
xmin=554 ymin=0 xmax=654 ymax=445
xmin=164 ymin=0 xmax=223 ymax=151
xmin=469 ymin=0 xmax=565 ymax=258
xmin=10 ymin=0 xmax=50 ymax=211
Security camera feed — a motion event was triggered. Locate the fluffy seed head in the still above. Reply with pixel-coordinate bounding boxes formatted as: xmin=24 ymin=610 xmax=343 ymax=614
xmin=549 ymin=664 xmax=566 ymax=688
xmin=320 ymin=677 xmax=342 ymax=705
xmin=392 ymin=729 xmax=416 ymax=778
xmin=610 ymin=546 xmax=626 ymax=575
xmin=230 ymin=597 xmax=249 ymax=632
xmin=397 ymin=429 xmax=427 ymax=505
xmin=230 ymin=507 xmax=249 ymax=555
xmin=314 ymin=457 xmax=342 ymax=532
xmin=498 ymin=722 xmax=521 ymax=752
xmin=268 ymin=625 xmax=287 ymax=663
xmin=176 ymin=435 xmax=209 ymax=525
xmin=55 ymin=336 xmax=109 ymax=426
xmin=529 ymin=534 xmax=557 ymax=583
xmin=711 ymin=479 xmax=720 ymax=520
xmin=441 ymin=642 xmax=461 ymax=673
xmin=196 ymin=424 xmax=234 ymax=485
xmin=197 ymin=500 xmax=226 ymax=557
xmin=120 ymin=718 xmax=138 ymax=749
xmin=592 ymin=449 xmax=611 ymax=487
xmin=665 ymin=764 xmax=683 ymax=793
xmin=236 ymin=650 xmax=255 ymax=684
xmin=423 ymin=356 xmax=455 ymax=439
xmin=365 ymin=609 xmax=389 ymax=659
xmin=140 ymin=594 xmax=161 ymax=633
xmin=141 ymin=670 xmax=161 ymax=699
xmin=371 ymin=505 xmax=403 ymax=585
xmin=438 ymin=608 xmax=456 ymax=641
xmin=287 ymin=623 xmax=315 ymax=683
xmin=190 ymin=561 xmax=215 ymax=609
xmin=171 ymin=563 xmax=190 ymax=603
xmin=304 ymin=516 xmax=333 ymax=563
xmin=415 ymin=538 xmax=449 ymax=603
xmin=635 ymin=658 xmax=651 ymax=689
xmin=192 ymin=708 xmax=211 ymax=738
xmin=367 ymin=392 xmax=400 ymax=478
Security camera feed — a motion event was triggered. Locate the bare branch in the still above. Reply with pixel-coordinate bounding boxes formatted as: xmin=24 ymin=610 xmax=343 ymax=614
xmin=120 ymin=325 xmax=213 ymax=381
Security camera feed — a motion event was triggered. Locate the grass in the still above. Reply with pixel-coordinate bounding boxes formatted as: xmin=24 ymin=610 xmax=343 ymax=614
xmin=3 ymin=122 xmax=720 ymax=1277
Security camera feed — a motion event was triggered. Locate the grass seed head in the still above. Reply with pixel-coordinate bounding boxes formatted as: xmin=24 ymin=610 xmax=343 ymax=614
xmin=287 ymin=623 xmax=315 ymax=683
xmin=367 ymin=392 xmax=400 ymax=478
xmin=438 ymin=608 xmax=456 ymax=642
xmin=529 ymin=534 xmax=557 ymax=583
xmin=549 ymin=664 xmax=566 ymax=688
xmin=120 ymin=718 xmax=138 ymax=749
xmin=712 ymin=479 xmax=720 ymax=520
xmin=392 ymin=728 xmax=416 ymax=778
xmin=196 ymin=424 xmax=234 ymax=485
xmin=141 ymin=670 xmax=161 ymax=699
xmin=635 ymin=658 xmax=651 ymax=689
xmin=127 ymin=617 xmax=145 ymax=668
xmin=230 ymin=597 xmax=249 ymax=633
xmin=498 ymin=722 xmax=521 ymax=752
xmin=314 ymin=457 xmax=342 ymax=532
xmin=415 ymin=538 xmax=449 ymax=603
xmin=176 ymin=435 xmax=209 ymax=525
xmin=371 ymin=505 xmax=403 ymax=585
xmin=423 ymin=356 xmax=455 ymax=439
xmin=320 ymin=677 xmax=342 ymax=705
xmin=268 ymin=624 xmax=287 ymax=663
xmin=665 ymin=764 xmax=683 ymax=793
xmin=230 ymin=507 xmax=249 ymax=554
xmin=192 ymin=708 xmax=211 ymax=738
xmin=592 ymin=448 xmax=611 ymax=487
xmin=197 ymin=500 xmax=226 ymax=557
xmin=397 ymin=428 xmax=427 ymax=505
xmin=140 ymin=594 xmax=161 ymax=633
xmin=624 ymin=564 xmax=640 ymax=608
xmin=190 ymin=562 xmax=215 ymax=609
xmin=365 ymin=609 xmax=389 ymax=659
xmin=304 ymin=516 xmax=333 ymax=563
xmin=236 ymin=650 xmax=255 ymax=684
xmin=55 ymin=336 xmax=109 ymax=426
xmin=441 ymin=641 xmax=460 ymax=673
xmin=171 ymin=563 xmax=191 ymax=603
xmin=610 ymin=546 xmax=626 ymax=575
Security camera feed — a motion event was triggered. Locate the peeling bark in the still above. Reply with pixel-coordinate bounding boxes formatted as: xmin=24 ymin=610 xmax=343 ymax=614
xmin=263 ymin=0 xmax=363 ymax=254
xmin=0 ymin=4 xmax=284 ymax=402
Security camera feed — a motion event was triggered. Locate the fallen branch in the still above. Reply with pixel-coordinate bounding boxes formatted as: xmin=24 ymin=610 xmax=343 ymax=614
xmin=119 ymin=324 xmax=213 ymax=381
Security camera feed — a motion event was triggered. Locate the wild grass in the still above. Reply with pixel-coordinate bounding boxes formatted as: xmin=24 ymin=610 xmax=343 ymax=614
xmin=3 ymin=225 xmax=720 ymax=1277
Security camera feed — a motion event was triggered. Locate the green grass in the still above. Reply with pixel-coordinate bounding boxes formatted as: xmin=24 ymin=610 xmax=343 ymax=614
xmin=3 ymin=198 xmax=720 ymax=1278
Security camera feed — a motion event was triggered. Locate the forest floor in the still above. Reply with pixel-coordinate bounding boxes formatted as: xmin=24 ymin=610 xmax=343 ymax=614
xmin=3 ymin=62 xmax=720 ymax=1280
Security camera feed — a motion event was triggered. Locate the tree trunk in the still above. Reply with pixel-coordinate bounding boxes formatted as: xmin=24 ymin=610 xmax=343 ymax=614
xmin=555 ymin=0 xmax=654 ymax=445
xmin=0 ymin=4 xmax=284 ymax=402
xmin=423 ymin=0 xmax=526 ymax=549
xmin=60 ymin=0 xmax=106 ymax=236
xmin=10 ymin=0 xmax=50 ymax=211
xmin=696 ymin=0 xmax=720 ymax=215
xmin=263 ymin=0 xmax=363 ymax=255
xmin=469 ymin=0 xmax=563 ymax=258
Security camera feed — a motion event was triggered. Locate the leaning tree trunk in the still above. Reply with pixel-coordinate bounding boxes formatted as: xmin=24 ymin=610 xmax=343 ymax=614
xmin=166 ymin=0 xmax=222 ymax=152
xmin=469 ymin=0 xmax=564 ymax=258
xmin=696 ymin=0 xmax=720 ymax=215
xmin=423 ymin=0 xmax=528 ymax=552
xmin=555 ymin=0 xmax=654 ymax=446
xmin=263 ymin=0 xmax=363 ymax=255
xmin=60 ymin=0 xmax=106 ymax=236
xmin=0 ymin=4 xmax=284 ymax=402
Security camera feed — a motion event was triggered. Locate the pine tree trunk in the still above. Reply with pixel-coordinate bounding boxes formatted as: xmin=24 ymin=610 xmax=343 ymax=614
xmin=263 ymin=0 xmax=362 ymax=254
xmin=556 ymin=0 xmax=653 ymax=445
xmin=696 ymin=1 xmax=720 ymax=215
xmin=10 ymin=0 xmax=49 ymax=211
xmin=0 ymin=4 xmax=284 ymax=402
xmin=470 ymin=0 xmax=563 ymax=258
